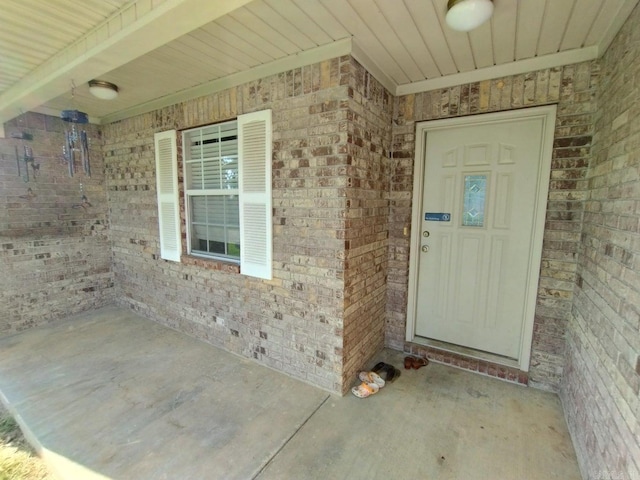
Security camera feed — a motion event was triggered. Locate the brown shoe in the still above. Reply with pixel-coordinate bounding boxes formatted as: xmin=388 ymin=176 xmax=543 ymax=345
xmin=404 ymin=356 xmax=413 ymax=369
xmin=412 ymin=357 xmax=428 ymax=369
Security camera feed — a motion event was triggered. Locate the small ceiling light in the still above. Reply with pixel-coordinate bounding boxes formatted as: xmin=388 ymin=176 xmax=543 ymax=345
xmin=88 ymin=80 xmax=119 ymax=100
xmin=446 ymin=0 xmax=494 ymax=32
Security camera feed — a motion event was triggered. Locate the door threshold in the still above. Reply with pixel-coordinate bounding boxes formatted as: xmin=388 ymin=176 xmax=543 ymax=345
xmin=411 ymin=336 xmax=521 ymax=370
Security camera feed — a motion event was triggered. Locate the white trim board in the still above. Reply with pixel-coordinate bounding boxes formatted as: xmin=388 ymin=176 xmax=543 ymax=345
xmin=350 ymin=39 xmax=397 ymax=95
xmin=101 ymin=38 xmax=353 ymax=124
xmin=396 ymin=46 xmax=599 ymax=96
xmin=598 ymin=0 xmax=640 ymax=56
xmin=102 ymin=43 xmax=601 ymax=124
xmin=23 ymin=34 xmax=622 ymax=126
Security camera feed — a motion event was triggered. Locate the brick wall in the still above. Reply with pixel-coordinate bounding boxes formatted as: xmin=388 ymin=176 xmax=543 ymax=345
xmin=0 ymin=113 xmax=114 ymax=335
xmin=561 ymin=3 xmax=640 ymax=478
xmin=102 ymin=57 xmax=372 ymax=394
xmin=389 ymin=62 xmax=597 ymax=390
xmin=341 ymin=59 xmax=393 ymax=390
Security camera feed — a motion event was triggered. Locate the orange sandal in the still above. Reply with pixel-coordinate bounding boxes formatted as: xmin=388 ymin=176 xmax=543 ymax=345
xmin=351 ymin=381 xmax=380 ymax=398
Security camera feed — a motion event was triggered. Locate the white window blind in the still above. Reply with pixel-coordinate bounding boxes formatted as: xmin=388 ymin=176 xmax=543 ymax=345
xmin=238 ymin=109 xmax=272 ymax=280
xmin=183 ymin=121 xmax=240 ymax=260
xmin=154 ymin=130 xmax=181 ymax=262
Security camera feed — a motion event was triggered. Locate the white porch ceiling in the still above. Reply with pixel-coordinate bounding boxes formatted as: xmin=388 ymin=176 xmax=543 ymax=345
xmin=0 ymin=0 xmax=638 ymax=127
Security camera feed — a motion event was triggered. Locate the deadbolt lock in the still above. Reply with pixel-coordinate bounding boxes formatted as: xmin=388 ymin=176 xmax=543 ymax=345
xmin=423 ymin=231 xmax=430 ymax=237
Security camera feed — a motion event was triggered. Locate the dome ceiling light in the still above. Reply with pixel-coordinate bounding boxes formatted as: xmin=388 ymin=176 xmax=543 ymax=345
xmin=88 ymin=80 xmax=119 ymax=100
xmin=446 ymin=0 xmax=494 ymax=32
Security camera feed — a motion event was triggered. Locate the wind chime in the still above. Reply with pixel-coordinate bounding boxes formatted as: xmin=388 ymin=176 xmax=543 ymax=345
xmin=61 ymin=81 xmax=91 ymax=178
xmin=12 ymin=131 xmax=39 ymax=182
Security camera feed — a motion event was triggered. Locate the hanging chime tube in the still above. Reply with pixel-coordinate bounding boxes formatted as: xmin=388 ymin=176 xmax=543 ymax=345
xmin=15 ymin=146 xmax=20 ymax=177
xmin=65 ymin=131 xmax=74 ymax=177
xmin=81 ymin=130 xmax=90 ymax=176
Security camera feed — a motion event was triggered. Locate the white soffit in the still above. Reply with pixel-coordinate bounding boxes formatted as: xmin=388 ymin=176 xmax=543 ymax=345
xmin=1 ymin=0 xmax=639 ymax=127
xmin=0 ymin=0 xmax=255 ymax=124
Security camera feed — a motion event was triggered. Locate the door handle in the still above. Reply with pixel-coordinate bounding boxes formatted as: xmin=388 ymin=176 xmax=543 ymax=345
xmin=421 ymin=245 xmax=429 ymax=253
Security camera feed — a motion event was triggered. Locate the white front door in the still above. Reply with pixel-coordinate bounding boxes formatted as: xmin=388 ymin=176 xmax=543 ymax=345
xmin=407 ymin=107 xmax=555 ymax=365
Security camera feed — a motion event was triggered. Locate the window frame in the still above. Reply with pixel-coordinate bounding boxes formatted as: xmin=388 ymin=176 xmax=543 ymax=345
xmin=182 ymin=119 xmax=241 ymax=264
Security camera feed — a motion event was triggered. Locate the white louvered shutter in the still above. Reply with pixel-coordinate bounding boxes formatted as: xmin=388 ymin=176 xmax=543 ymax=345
xmin=154 ymin=130 xmax=181 ymax=262
xmin=238 ymin=110 xmax=272 ymax=279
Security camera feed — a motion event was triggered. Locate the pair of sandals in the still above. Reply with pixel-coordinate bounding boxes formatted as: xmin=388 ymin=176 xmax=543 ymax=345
xmin=351 ymin=362 xmax=401 ymax=398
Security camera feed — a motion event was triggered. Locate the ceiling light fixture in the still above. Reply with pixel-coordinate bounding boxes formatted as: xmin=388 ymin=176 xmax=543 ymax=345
xmin=446 ymin=0 xmax=494 ymax=32
xmin=88 ymin=80 xmax=119 ymax=100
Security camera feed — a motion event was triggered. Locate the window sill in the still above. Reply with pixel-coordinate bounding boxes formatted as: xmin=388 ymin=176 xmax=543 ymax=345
xmin=181 ymin=254 xmax=240 ymax=274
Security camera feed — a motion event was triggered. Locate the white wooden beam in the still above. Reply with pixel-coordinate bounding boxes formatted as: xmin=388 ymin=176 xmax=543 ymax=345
xmin=0 ymin=0 xmax=253 ymax=125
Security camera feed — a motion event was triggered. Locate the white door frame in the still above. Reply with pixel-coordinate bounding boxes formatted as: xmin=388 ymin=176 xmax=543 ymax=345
xmin=405 ymin=105 xmax=557 ymax=371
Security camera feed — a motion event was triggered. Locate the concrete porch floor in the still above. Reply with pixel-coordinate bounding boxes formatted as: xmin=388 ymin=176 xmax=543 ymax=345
xmin=0 ymin=306 xmax=582 ymax=480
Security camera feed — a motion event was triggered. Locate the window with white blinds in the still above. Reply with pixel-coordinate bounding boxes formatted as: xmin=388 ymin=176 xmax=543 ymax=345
xmin=178 ymin=110 xmax=272 ymax=279
xmin=155 ymin=111 xmax=271 ymax=278
xmin=183 ymin=120 xmax=240 ymax=260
